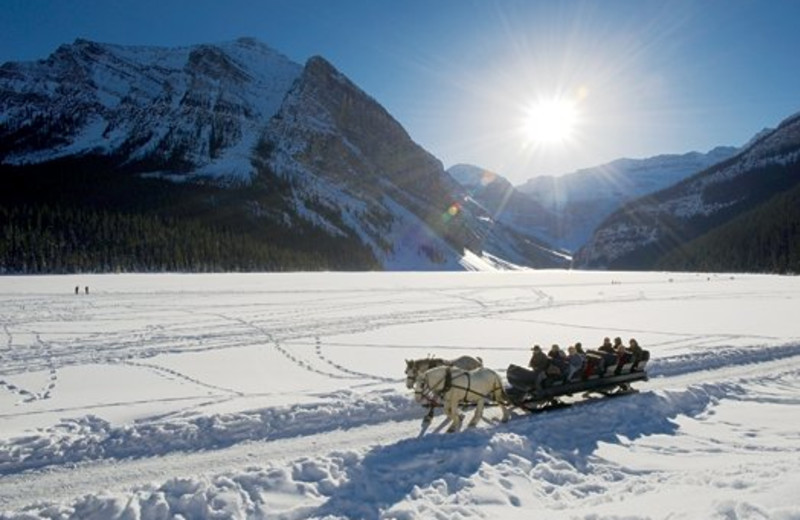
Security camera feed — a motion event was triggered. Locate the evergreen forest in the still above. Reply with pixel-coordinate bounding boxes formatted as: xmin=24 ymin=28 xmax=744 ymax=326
xmin=0 ymin=158 xmax=380 ymax=274
xmin=657 ymin=183 xmax=800 ymax=274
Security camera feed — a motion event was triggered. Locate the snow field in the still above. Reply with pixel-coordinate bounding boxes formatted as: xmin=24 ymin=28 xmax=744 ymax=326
xmin=1 ymin=271 xmax=799 ymax=519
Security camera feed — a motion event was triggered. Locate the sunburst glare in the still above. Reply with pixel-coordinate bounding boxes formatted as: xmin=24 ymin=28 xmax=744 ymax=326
xmin=520 ymin=91 xmax=585 ymax=147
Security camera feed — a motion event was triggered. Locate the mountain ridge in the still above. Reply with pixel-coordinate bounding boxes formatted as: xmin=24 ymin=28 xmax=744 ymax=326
xmin=1 ymin=38 xmax=569 ymax=272
xmin=448 ymin=146 xmax=739 ymax=254
xmin=0 ymin=37 xmax=303 ymax=182
xmin=516 ymin=146 xmax=739 ymax=250
xmin=574 ymin=110 xmax=800 ymax=271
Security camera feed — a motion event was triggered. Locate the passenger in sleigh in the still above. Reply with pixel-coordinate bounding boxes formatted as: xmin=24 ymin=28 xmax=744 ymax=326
xmin=547 ymin=344 xmax=568 ymax=375
xmin=528 ymin=345 xmax=549 ymax=390
xmin=585 ymin=337 xmax=617 ymax=376
xmin=566 ymin=344 xmax=586 ymax=380
xmin=626 ymin=338 xmax=649 ymax=371
xmin=582 ymin=351 xmax=605 ymax=377
xmin=613 ymin=336 xmax=631 ymax=374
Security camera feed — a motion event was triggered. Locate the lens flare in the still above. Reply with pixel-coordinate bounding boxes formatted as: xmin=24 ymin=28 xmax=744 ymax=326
xmin=480 ymin=170 xmax=497 ymax=186
xmin=442 ymin=202 xmax=461 ymax=223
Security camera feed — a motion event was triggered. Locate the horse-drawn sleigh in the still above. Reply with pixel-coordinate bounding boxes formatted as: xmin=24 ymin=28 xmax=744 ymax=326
xmin=405 ymin=347 xmax=650 ymax=432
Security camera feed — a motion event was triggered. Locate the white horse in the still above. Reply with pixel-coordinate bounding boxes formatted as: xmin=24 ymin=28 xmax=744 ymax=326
xmin=404 ymin=355 xmax=483 ymax=389
xmin=415 ymin=365 xmax=510 ymax=433
xmin=405 ymin=355 xmax=484 ymax=422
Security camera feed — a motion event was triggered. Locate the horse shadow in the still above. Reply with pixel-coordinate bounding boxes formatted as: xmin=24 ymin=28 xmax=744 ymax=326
xmin=304 ymin=386 xmax=721 ymax=519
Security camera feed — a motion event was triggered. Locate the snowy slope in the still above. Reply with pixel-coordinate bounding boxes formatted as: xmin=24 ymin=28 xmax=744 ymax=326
xmin=577 ymin=112 xmax=800 ymax=269
xmin=515 ymin=147 xmax=738 ymax=251
xmin=1 ymin=272 xmax=799 ymax=519
xmin=520 ymin=147 xmax=739 ymax=211
xmin=449 ymin=163 xmax=556 ymax=238
xmin=258 ymin=56 xmax=490 ymax=270
xmin=447 ymin=164 xmax=571 ymax=268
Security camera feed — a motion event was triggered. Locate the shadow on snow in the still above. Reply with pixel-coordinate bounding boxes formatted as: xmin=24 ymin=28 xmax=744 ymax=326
xmin=309 ymin=382 xmax=740 ymax=519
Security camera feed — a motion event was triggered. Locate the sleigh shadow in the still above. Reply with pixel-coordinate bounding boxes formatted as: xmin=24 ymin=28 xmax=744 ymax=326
xmin=306 ymin=386 xmax=722 ymax=519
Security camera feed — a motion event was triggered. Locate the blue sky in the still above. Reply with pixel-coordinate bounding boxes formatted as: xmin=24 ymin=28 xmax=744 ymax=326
xmin=2 ymin=0 xmax=799 ymax=184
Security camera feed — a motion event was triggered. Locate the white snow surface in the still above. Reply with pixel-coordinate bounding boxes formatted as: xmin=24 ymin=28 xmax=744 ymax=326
xmin=0 ymin=271 xmax=799 ymax=519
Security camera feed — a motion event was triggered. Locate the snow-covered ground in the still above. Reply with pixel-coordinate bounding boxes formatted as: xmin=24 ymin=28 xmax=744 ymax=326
xmin=0 ymin=271 xmax=798 ymax=519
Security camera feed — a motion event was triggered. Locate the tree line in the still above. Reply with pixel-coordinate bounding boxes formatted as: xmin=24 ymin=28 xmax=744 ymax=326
xmin=657 ymin=182 xmax=800 ymax=274
xmin=0 ymin=204 xmax=378 ymax=273
xmin=0 ymin=156 xmax=380 ymax=274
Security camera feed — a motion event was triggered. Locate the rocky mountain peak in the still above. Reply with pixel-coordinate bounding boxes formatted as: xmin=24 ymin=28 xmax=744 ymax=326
xmin=0 ymin=38 xmax=302 ymax=180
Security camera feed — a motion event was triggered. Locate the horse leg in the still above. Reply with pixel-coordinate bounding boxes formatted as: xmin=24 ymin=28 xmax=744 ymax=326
xmin=495 ymin=387 xmax=511 ymax=423
xmin=445 ymin=394 xmax=461 ymax=433
xmin=468 ymin=396 xmax=484 ymax=427
xmin=497 ymin=401 xmax=510 ymax=423
xmin=423 ymin=404 xmax=435 ymax=423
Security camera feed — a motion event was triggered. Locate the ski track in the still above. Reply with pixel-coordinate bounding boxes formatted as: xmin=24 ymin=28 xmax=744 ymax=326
xmin=0 ymin=275 xmax=798 ymax=515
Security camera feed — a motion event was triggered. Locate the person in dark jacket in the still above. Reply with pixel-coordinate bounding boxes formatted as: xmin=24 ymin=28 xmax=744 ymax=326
xmin=627 ymin=338 xmax=644 ymax=369
xmin=595 ymin=337 xmax=617 ymax=373
xmin=598 ymin=337 xmax=614 ymax=354
xmin=528 ymin=345 xmax=549 ymax=390
xmin=548 ymin=344 xmax=568 ymax=376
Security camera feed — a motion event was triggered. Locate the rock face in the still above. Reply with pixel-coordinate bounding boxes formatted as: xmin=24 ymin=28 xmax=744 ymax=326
xmin=575 ymin=113 xmax=800 ymax=270
xmin=260 ymin=56 xmax=483 ymax=269
xmin=0 ymin=37 xmax=303 ymax=180
xmin=1 ymin=38 xmax=567 ymax=271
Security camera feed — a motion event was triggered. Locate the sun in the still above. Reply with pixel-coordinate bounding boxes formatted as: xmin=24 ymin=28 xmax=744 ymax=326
xmin=521 ymin=96 xmax=580 ymax=146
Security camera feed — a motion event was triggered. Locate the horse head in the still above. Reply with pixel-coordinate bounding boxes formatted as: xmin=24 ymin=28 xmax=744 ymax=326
xmin=404 ymin=357 xmax=448 ymax=390
xmin=413 ymin=375 xmax=426 ymax=402
xmin=405 ymin=359 xmax=420 ymax=389
xmin=414 ymin=365 xmax=444 ymax=404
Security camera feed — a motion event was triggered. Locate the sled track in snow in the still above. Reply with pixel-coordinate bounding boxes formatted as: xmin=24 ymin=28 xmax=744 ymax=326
xmin=1 ymin=344 xmax=799 ymax=512
xmin=0 ymin=342 xmax=798 ymax=480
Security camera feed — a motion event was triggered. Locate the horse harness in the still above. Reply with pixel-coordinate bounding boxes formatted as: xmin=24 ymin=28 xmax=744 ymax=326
xmin=419 ymin=367 xmax=487 ymax=405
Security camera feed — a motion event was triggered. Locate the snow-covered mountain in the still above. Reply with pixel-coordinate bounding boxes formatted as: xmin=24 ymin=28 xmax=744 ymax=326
xmin=517 ymin=147 xmax=738 ymax=251
xmin=0 ymin=38 xmax=567 ymax=271
xmin=575 ymin=112 xmax=800 ymax=269
xmin=448 ymin=164 xmax=571 ymax=265
xmin=0 ymin=37 xmax=302 ymax=180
